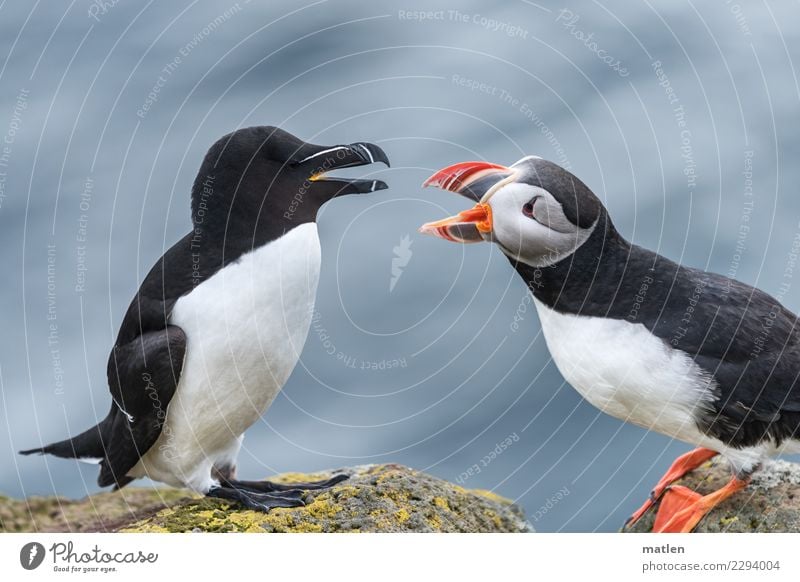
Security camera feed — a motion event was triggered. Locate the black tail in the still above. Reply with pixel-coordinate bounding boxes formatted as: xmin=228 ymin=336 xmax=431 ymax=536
xmin=20 ymin=411 xmax=137 ymax=490
xmin=19 ymin=421 xmax=107 ymax=462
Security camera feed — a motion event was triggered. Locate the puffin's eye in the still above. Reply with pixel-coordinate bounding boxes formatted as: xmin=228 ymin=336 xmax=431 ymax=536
xmin=522 ymin=200 xmax=536 ymax=219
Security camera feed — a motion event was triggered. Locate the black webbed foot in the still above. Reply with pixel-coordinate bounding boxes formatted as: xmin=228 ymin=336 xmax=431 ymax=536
xmin=221 ymin=472 xmax=348 ymax=494
xmin=206 ymin=485 xmax=306 ymax=512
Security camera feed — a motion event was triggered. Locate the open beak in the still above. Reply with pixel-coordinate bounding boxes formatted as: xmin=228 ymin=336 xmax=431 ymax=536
xmin=418 ymin=203 xmax=492 ymax=243
xmin=419 ymin=160 xmax=513 ymax=243
xmin=294 ymin=142 xmax=390 ymax=195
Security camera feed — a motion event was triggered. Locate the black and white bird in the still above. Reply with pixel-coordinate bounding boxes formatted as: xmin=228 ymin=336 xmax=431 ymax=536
xmin=21 ymin=126 xmax=389 ymax=511
xmin=419 ymin=156 xmax=800 ymax=532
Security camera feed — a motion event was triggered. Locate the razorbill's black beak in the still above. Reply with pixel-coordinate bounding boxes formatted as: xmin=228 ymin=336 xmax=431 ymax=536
xmin=418 ymin=160 xmax=514 ymax=243
xmin=292 ymin=142 xmax=390 ymax=196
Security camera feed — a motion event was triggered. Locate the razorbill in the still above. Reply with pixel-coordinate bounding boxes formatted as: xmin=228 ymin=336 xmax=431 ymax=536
xmin=418 ymin=156 xmax=800 ymax=532
xmin=21 ymin=126 xmax=390 ymax=511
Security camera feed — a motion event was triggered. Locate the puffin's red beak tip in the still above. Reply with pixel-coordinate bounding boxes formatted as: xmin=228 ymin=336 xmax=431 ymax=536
xmin=420 ymin=178 xmax=438 ymax=189
xmin=423 ymin=161 xmax=510 ymax=193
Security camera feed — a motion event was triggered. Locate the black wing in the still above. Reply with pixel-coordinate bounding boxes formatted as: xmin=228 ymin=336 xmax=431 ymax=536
xmin=664 ymin=270 xmax=800 ymax=448
xmin=99 ymin=325 xmax=186 ymax=487
xmin=610 ymin=249 xmax=800 ymax=448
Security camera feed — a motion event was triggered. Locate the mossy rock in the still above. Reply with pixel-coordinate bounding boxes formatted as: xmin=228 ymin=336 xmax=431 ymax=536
xmin=625 ymin=457 xmax=800 ymax=532
xmin=0 ymin=488 xmax=191 ymax=533
xmin=1 ymin=464 xmax=532 ymax=533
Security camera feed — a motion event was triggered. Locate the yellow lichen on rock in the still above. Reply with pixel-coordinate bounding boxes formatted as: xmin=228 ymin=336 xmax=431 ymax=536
xmin=433 ymin=496 xmax=451 ymax=511
xmin=395 ymin=508 xmax=411 ymax=523
xmin=470 ymin=489 xmax=512 ymax=505
xmin=8 ymin=464 xmax=532 ymax=533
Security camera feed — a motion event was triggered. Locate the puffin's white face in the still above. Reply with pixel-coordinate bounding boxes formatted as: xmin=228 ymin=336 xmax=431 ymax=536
xmin=419 ymin=157 xmax=599 ymax=268
xmin=482 ymin=181 xmax=596 ymax=267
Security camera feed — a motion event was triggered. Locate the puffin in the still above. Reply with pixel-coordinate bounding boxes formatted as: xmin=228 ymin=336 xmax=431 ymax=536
xmin=21 ymin=126 xmax=390 ymax=511
xmin=418 ymin=156 xmax=800 ymax=532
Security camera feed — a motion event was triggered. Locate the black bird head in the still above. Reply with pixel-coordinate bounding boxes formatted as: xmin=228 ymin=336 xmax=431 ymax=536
xmin=191 ymin=126 xmax=389 ymax=232
xmin=419 ymin=156 xmax=608 ymax=267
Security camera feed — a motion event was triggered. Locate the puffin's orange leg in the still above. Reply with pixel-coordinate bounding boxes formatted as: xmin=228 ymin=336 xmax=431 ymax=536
xmin=654 ymin=476 xmax=749 ymax=533
xmin=626 ymin=447 xmax=718 ymax=527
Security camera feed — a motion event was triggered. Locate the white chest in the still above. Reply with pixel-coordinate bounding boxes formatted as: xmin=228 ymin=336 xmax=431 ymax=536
xmin=166 ymin=223 xmax=321 ymax=444
xmin=532 ymin=297 xmax=714 ymax=441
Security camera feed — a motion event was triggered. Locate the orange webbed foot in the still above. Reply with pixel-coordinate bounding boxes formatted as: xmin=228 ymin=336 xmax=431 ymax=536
xmin=654 ymin=477 xmax=749 ymax=533
xmin=652 ymin=485 xmax=702 ymax=531
xmin=625 ymin=447 xmax=718 ymax=527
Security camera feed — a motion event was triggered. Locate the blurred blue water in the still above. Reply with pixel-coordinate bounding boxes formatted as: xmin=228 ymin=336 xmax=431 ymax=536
xmin=1 ymin=0 xmax=799 ymax=531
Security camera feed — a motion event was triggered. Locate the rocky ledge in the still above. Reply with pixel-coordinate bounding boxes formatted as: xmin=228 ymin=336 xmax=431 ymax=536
xmin=0 ymin=464 xmax=532 ymax=533
xmin=625 ymin=457 xmax=800 ymax=533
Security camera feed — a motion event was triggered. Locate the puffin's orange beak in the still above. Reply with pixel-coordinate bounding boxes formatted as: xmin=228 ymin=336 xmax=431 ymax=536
xmin=418 ymin=203 xmax=492 ymax=243
xmin=419 ymin=160 xmax=512 ymax=243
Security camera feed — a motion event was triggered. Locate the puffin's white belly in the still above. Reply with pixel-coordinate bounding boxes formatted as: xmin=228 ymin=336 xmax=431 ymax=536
xmin=131 ymin=223 xmax=320 ymax=490
xmin=532 ymin=297 xmax=716 ymax=446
